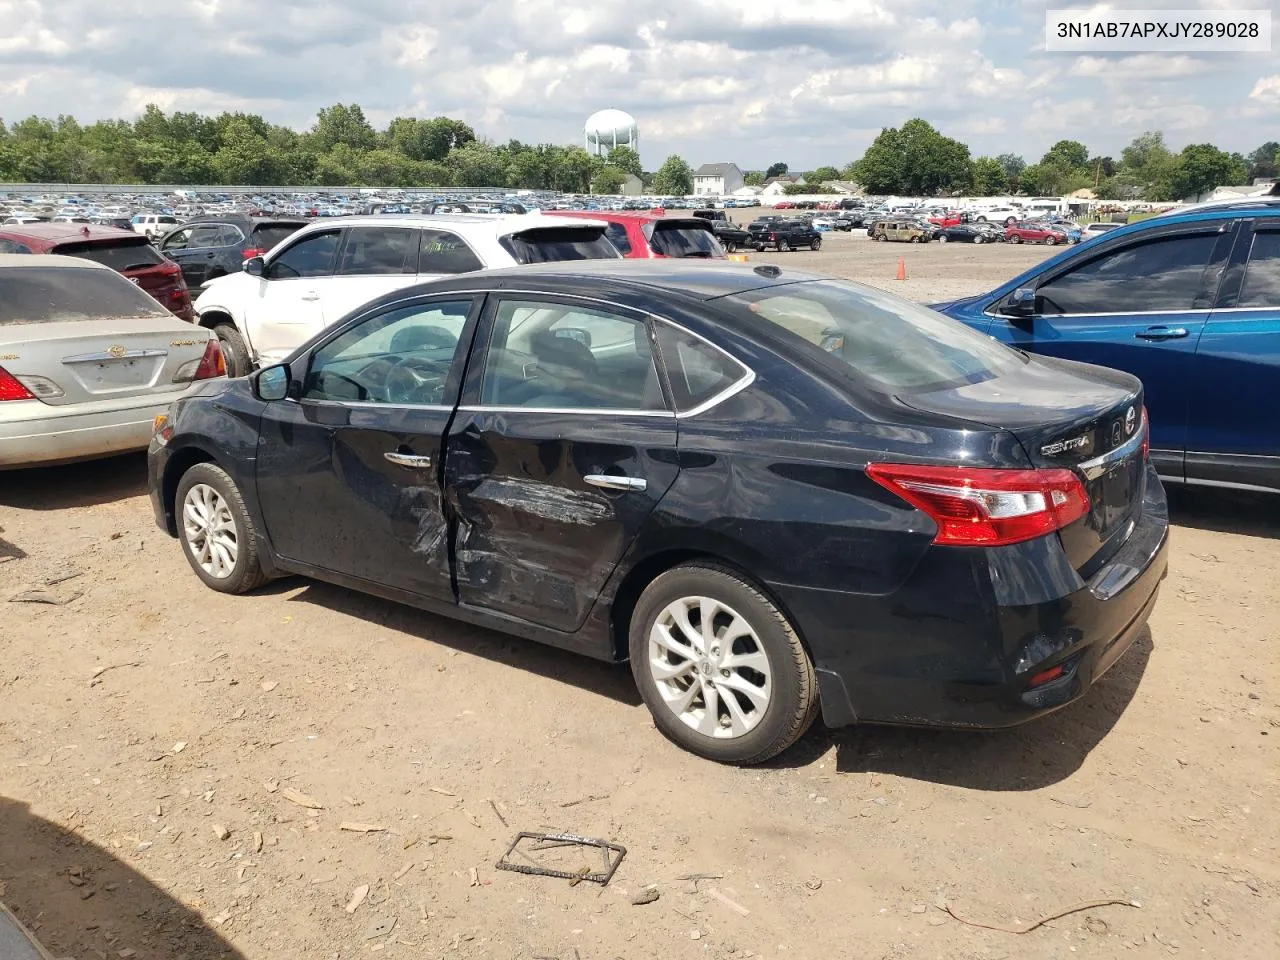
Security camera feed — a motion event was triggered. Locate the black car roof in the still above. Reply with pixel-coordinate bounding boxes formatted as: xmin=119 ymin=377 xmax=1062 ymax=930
xmin=381 ymin=259 xmax=831 ymax=302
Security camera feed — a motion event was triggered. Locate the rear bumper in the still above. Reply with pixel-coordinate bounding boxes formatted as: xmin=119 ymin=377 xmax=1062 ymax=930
xmin=0 ymin=395 xmax=177 ymax=469
xmin=781 ymin=465 xmax=1170 ymax=730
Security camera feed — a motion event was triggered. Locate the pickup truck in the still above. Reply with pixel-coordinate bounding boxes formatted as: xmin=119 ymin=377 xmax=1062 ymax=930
xmin=692 ymin=209 xmax=752 ymax=253
xmin=753 ymin=218 xmax=822 ymax=252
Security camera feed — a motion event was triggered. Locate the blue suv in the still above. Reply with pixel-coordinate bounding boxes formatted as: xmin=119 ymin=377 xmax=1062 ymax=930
xmin=935 ymin=203 xmax=1280 ymax=493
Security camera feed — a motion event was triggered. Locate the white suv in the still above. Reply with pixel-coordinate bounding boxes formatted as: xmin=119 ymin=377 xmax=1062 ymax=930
xmin=132 ymin=214 xmax=180 ymax=239
xmin=193 ymin=214 xmax=617 ymax=375
xmin=970 ymin=206 xmax=1020 ymax=225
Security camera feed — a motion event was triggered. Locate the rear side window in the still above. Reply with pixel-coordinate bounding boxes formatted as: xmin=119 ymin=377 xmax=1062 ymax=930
xmin=1238 ymin=231 xmax=1280 ymax=307
xmin=0 ymin=267 xmax=170 ymax=324
xmin=499 ymin=227 xmax=620 ymax=264
xmin=419 ymin=230 xmax=484 ymax=274
xmin=51 ymin=239 xmax=164 ymax=271
xmin=604 ymin=222 xmax=632 ymax=254
xmin=1034 ymin=233 xmax=1220 ymax=314
xmin=251 ymin=222 xmax=305 ymax=251
xmin=721 ymin=279 xmax=1024 ymax=394
xmin=337 ymin=226 xmax=420 ymax=275
xmin=647 ymin=223 xmax=723 ymax=258
xmin=656 ymin=325 xmax=748 ymax=412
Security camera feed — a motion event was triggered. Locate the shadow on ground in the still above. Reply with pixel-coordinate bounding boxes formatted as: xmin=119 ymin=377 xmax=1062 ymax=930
xmin=776 ymin=628 xmax=1154 ymax=791
xmin=1167 ymin=485 xmax=1280 ymax=538
xmin=284 ymin=579 xmax=644 ymax=707
xmin=0 ymin=796 xmax=245 ymax=960
xmin=0 ymin=454 xmax=149 ymax=511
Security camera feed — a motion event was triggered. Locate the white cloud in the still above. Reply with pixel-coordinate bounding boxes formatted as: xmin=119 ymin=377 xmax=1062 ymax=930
xmin=0 ymin=0 xmax=1265 ymax=168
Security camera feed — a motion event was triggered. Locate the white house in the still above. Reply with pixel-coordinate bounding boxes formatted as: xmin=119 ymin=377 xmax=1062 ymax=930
xmin=692 ymin=163 xmax=745 ymax=196
xmin=618 ymin=173 xmax=644 ymax=197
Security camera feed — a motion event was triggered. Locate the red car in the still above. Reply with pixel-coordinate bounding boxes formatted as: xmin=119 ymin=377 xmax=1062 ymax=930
xmin=928 ymin=211 xmax=963 ymax=227
xmin=1004 ymin=220 xmax=1069 ymax=246
xmin=553 ymin=211 xmax=725 ymax=259
xmin=0 ymin=223 xmax=194 ymax=320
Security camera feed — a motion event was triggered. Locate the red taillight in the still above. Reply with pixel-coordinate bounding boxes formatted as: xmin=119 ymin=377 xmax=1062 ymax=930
xmin=1140 ymin=406 xmax=1150 ymax=461
xmin=866 ymin=463 xmax=1090 ymax=547
xmin=193 ymin=339 xmax=226 ymax=380
xmin=0 ymin=365 xmax=35 ymax=401
xmin=241 ymin=247 xmax=266 ymax=258
xmin=1029 ymin=663 xmax=1066 ymax=687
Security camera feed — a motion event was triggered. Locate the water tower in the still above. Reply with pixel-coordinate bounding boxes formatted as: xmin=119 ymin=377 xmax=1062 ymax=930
xmin=584 ymin=109 xmax=638 ymax=158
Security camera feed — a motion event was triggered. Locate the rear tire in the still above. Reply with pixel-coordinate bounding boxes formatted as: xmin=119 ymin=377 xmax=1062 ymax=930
xmin=779 ymin=239 xmax=791 ymax=252
xmin=629 ymin=563 xmax=819 ymax=764
xmin=175 ymin=462 xmax=268 ymax=595
xmin=211 ymin=323 xmax=252 ymax=378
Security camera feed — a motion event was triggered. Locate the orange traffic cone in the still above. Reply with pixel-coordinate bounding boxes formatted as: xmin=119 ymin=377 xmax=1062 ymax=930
xmin=895 ymin=257 xmax=907 ymax=281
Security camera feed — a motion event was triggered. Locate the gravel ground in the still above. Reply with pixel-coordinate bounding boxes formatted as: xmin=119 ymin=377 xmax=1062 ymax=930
xmin=1 ymin=244 xmax=1277 ymax=960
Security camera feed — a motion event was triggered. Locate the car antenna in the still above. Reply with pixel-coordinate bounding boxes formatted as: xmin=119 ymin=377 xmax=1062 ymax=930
xmin=753 ymin=264 xmax=781 ymax=278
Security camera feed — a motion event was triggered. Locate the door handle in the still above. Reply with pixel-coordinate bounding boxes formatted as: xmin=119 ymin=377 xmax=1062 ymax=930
xmin=584 ymin=474 xmax=647 ymax=492
xmin=300 ymin=291 xmax=320 ymax=302
xmin=384 ymin=451 xmax=433 ymax=469
xmin=1135 ymin=326 xmax=1189 ymax=341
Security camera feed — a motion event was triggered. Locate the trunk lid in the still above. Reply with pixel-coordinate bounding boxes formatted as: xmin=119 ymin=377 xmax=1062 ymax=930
xmin=0 ymin=317 xmax=213 ymax=406
xmin=900 ymin=354 xmax=1145 ymax=572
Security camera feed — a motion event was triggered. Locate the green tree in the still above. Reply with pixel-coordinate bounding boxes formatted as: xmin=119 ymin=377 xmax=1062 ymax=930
xmin=765 ymin=161 xmax=788 ymax=179
xmin=593 ymin=165 xmax=628 ymax=194
xmin=212 ymin=117 xmax=285 ymax=184
xmin=309 ymin=104 xmax=377 ymax=153
xmin=1040 ymin=139 xmax=1089 ymax=172
xmin=386 ymin=116 xmax=475 ymax=162
xmin=1246 ymin=141 xmax=1279 ymax=180
xmin=1166 ymin=143 xmax=1249 ymax=200
xmin=652 ymin=154 xmax=693 ymax=195
xmin=606 ymin=146 xmax=642 ymax=177
xmin=743 ymin=170 xmax=765 ymax=187
xmin=446 ymin=140 xmax=509 ymax=188
xmin=808 ymin=165 xmax=841 ymax=184
xmin=853 ymin=119 xmax=972 ymax=195
xmin=996 ymin=154 xmax=1026 ymax=179
xmin=970 ymin=156 xmax=1007 ymax=196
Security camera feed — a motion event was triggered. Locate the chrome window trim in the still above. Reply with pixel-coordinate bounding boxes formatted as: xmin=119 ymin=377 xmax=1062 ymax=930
xmin=292 ymin=397 xmax=454 ymax=412
xmin=985 ymin=306 xmax=1213 ymax=320
xmin=1077 ymin=422 xmax=1146 ymax=481
xmin=458 ymin=405 xmax=676 ymax=418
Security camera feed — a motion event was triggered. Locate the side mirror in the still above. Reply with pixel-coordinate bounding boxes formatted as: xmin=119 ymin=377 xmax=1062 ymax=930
xmin=1003 ymin=286 xmax=1038 ymax=319
xmin=254 ymin=363 xmax=290 ymax=401
xmin=243 ymin=256 xmax=265 ymax=277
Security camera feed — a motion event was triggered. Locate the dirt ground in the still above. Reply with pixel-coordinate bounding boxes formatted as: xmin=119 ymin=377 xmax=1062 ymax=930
xmin=2 ymin=237 xmax=1278 ymax=960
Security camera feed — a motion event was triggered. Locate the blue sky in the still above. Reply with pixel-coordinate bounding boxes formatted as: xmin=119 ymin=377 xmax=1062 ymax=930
xmin=1 ymin=0 xmax=1277 ymax=170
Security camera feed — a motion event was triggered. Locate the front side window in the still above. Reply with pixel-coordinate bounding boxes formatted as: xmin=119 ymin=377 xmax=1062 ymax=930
xmin=302 ymin=299 xmax=474 ymax=405
xmin=266 ymin=231 xmax=341 ymax=280
xmin=418 ymin=230 xmax=484 ymax=274
xmin=1238 ymin=230 xmax=1280 ymax=307
xmin=721 ymin=279 xmax=1024 ymax=394
xmin=336 ymin=226 xmax=420 ymax=276
xmin=161 ymin=228 xmax=193 ymax=251
xmin=479 ymin=299 xmax=664 ymax=410
xmin=1033 ymin=233 xmax=1220 ymax=314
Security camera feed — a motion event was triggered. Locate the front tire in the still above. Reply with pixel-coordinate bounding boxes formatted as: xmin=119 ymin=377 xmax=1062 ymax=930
xmin=724 ymin=240 xmax=737 ymax=253
xmin=1009 ymin=235 xmax=1021 ymax=243
xmin=938 ymin=233 xmax=949 ymax=243
xmin=175 ymin=462 xmax=268 ymax=594
xmin=910 ymin=235 xmax=921 ymax=243
xmin=211 ymin=323 xmax=252 ymax=378
xmin=629 ymin=563 xmax=819 ymax=764
xmin=810 ymin=237 xmax=821 ymax=251
xmin=1044 ymin=237 xmax=1057 ymax=245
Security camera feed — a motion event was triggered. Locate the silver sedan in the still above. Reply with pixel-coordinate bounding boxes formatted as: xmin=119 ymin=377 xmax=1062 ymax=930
xmin=0 ymin=254 xmax=226 ymax=469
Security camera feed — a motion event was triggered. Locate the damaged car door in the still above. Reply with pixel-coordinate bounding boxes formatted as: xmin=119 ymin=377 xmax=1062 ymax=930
xmin=254 ymin=296 xmax=481 ymax=600
xmin=444 ymin=295 xmax=679 ymax=632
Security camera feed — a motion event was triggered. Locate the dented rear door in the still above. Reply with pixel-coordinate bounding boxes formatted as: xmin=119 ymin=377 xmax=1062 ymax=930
xmin=444 ymin=294 xmax=679 ymax=633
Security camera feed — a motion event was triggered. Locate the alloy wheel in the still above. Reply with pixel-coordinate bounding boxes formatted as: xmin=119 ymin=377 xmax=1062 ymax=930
xmin=182 ymin=483 xmax=239 ymax=579
xmin=647 ymin=595 xmax=772 ymax=739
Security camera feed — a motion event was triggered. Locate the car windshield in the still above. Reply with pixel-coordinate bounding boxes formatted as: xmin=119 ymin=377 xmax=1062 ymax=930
xmin=0 ymin=266 xmax=170 ymax=325
xmin=719 ymin=279 xmax=1025 ymax=393
xmin=646 ymin=223 xmax=723 ymax=258
xmin=499 ymin=227 xmax=621 ymax=264
xmin=51 ymin=238 xmax=165 ymax=271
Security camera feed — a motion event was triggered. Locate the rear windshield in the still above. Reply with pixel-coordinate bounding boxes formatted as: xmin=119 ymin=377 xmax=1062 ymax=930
xmin=0 ymin=267 xmax=170 ymax=325
xmin=251 ymin=222 xmax=306 ymax=251
xmin=646 ymin=223 xmax=723 ymax=258
xmin=719 ymin=279 xmax=1025 ymax=394
xmin=52 ymin=238 xmax=164 ymax=271
xmin=499 ymin=227 xmax=620 ymax=264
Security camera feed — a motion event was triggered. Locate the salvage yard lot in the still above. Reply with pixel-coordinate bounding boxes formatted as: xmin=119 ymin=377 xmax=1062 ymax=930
xmin=2 ymin=234 xmax=1278 ymax=960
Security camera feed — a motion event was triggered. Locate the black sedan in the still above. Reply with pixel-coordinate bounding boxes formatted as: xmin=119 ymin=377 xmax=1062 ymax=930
xmin=936 ymin=223 xmax=997 ymax=244
xmin=147 ymin=261 xmax=1168 ymax=764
